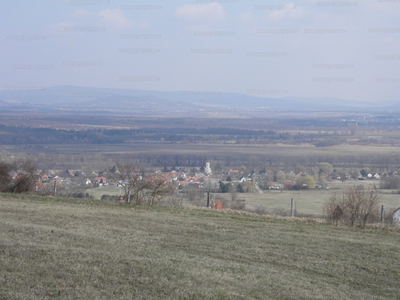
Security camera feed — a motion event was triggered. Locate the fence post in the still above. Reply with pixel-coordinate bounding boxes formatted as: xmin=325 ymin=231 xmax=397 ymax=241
xmin=54 ymin=180 xmax=57 ymax=197
xmin=294 ymin=201 xmax=296 ymax=217
xmin=206 ymin=192 xmax=210 ymax=208
xmin=291 ymin=198 xmax=294 ymax=217
xmin=381 ymin=205 xmax=385 ymax=224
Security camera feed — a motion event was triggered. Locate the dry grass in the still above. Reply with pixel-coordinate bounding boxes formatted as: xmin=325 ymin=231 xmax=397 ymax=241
xmin=90 ymin=181 xmax=400 ymax=217
xmin=1 ymin=194 xmax=400 ymax=299
xmin=245 ymin=180 xmax=400 ymax=216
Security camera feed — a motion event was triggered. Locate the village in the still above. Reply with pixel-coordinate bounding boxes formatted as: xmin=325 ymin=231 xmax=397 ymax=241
xmin=29 ymin=160 xmax=396 ymax=208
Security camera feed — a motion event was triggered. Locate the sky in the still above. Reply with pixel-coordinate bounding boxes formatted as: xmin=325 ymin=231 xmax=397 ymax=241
xmin=0 ymin=0 xmax=399 ymax=102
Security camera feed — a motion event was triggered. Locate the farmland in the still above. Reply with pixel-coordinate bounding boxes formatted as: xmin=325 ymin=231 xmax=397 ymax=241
xmin=1 ymin=195 xmax=400 ymax=299
xmin=244 ymin=180 xmax=400 ymax=215
xmin=1 ymin=141 xmax=400 ymax=173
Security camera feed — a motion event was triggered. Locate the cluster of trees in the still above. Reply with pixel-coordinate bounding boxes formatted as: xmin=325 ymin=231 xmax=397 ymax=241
xmin=324 ymin=185 xmax=379 ymax=227
xmin=111 ymin=162 xmax=176 ymax=206
xmin=0 ymin=158 xmax=178 ymax=206
xmin=257 ymin=162 xmax=336 ymax=190
xmin=294 ymin=175 xmax=316 ymax=189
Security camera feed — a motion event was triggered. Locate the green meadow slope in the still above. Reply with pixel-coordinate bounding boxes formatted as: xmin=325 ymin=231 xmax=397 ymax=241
xmin=0 ymin=195 xmax=399 ymax=299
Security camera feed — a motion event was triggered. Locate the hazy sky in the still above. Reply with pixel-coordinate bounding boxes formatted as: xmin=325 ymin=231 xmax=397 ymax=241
xmin=1 ymin=0 xmax=399 ymax=102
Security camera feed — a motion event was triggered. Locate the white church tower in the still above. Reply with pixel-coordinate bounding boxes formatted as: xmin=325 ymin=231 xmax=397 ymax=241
xmin=204 ymin=161 xmax=212 ymax=176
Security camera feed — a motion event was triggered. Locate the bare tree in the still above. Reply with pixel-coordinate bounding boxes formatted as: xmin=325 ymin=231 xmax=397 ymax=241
xmin=145 ymin=178 xmax=170 ymax=206
xmin=114 ymin=162 xmax=145 ymax=204
xmin=1 ymin=159 xmax=39 ymax=194
xmin=355 ymin=188 xmax=379 ymax=227
xmin=323 ymin=185 xmax=379 ymax=227
xmin=112 ymin=161 xmax=174 ymax=206
xmin=324 ymin=192 xmax=345 ymax=226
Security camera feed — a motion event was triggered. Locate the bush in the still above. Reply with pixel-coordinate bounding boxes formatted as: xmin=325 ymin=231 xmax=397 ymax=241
xmin=101 ymin=194 xmax=123 ymax=202
xmin=255 ymin=206 xmax=267 ymax=215
xmin=272 ymin=207 xmax=290 ymax=216
xmin=324 ymin=192 xmax=344 ymax=226
xmin=324 ymin=185 xmax=379 ymax=227
xmin=231 ymin=199 xmax=246 ymax=210
xmin=68 ymin=192 xmax=92 ymax=199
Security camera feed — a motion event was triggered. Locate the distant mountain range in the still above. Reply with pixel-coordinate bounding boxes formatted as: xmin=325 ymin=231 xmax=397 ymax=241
xmin=0 ymin=85 xmax=396 ymax=115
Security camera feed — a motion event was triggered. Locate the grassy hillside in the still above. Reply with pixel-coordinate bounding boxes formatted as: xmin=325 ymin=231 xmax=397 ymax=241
xmin=1 ymin=194 xmax=399 ymax=299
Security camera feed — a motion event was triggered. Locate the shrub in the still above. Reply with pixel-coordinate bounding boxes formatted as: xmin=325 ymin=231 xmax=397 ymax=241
xmin=255 ymin=206 xmax=268 ymax=215
xmin=231 ymin=199 xmax=246 ymax=210
xmin=101 ymin=194 xmax=122 ymax=201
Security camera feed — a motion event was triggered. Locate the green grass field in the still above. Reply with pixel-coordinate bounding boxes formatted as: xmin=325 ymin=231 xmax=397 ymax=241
xmin=1 ymin=194 xmax=400 ymax=299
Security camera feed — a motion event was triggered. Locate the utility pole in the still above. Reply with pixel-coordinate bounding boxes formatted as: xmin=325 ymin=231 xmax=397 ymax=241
xmin=206 ymin=180 xmax=211 ymax=208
